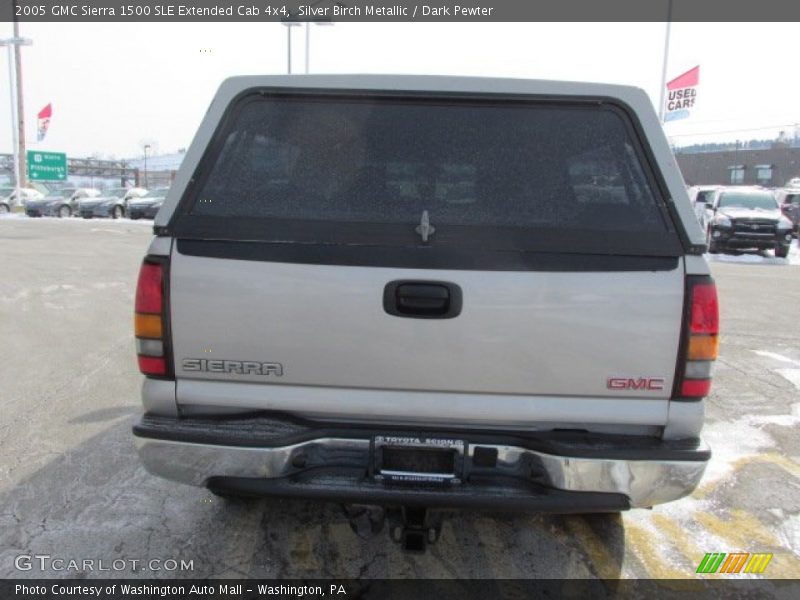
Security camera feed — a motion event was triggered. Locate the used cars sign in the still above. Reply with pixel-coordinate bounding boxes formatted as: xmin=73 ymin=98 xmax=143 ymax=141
xmin=665 ymin=65 xmax=699 ymax=122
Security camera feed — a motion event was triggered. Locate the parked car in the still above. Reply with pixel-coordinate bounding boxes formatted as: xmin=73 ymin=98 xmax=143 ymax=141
xmin=774 ymin=188 xmax=800 ymax=237
xmin=705 ymin=187 xmax=794 ymax=257
xmin=131 ymin=75 xmax=715 ymax=551
xmin=687 ymin=185 xmax=722 ymax=231
xmin=79 ymin=187 xmax=149 ymax=219
xmin=0 ymin=186 xmax=44 ymax=213
xmin=126 ymin=187 xmax=170 ymax=220
xmin=25 ymin=188 xmax=102 ymax=218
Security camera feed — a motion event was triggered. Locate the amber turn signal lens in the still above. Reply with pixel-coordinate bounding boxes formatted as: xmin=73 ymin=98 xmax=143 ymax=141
xmin=134 ymin=313 xmax=163 ymax=339
xmin=687 ymin=335 xmax=719 ymax=361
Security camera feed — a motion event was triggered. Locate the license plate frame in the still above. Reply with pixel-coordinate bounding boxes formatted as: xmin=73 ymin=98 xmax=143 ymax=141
xmin=373 ymin=436 xmax=465 ymax=485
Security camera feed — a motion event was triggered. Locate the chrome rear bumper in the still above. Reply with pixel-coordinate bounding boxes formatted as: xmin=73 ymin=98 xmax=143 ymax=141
xmin=134 ymin=414 xmax=709 ymax=510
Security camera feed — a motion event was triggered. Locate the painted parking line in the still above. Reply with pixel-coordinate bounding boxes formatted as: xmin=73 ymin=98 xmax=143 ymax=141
xmin=695 ymin=510 xmax=781 ymax=549
xmin=287 ymin=526 xmax=322 ymax=573
xmin=694 ymin=452 xmax=800 ymax=500
xmin=624 ymin=521 xmax=704 ymax=584
xmin=635 ymin=507 xmax=798 ymax=579
xmin=563 ymin=516 xmax=621 ymax=580
xmin=691 ymin=511 xmax=798 ymax=579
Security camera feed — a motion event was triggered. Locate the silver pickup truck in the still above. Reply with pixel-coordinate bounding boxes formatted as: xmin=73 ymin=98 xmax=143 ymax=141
xmin=132 ymin=75 xmax=718 ymax=550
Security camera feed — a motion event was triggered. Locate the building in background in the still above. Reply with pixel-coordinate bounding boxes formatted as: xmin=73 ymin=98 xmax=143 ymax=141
xmin=675 ymin=146 xmax=800 ymax=188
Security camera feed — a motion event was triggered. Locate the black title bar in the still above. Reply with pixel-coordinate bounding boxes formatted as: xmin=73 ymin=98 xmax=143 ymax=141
xmin=2 ymin=1 xmax=800 ymax=22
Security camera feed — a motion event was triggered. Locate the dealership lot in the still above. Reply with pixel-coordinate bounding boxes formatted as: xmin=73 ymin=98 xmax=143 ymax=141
xmin=0 ymin=217 xmax=798 ymax=580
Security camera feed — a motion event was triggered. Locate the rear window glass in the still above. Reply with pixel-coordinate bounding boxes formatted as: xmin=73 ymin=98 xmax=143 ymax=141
xmin=188 ymin=95 xmax=668 ymax=236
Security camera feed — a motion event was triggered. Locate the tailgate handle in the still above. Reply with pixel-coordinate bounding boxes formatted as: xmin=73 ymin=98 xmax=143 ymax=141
xmin=383 ymin=280 xmax=462 ymax=319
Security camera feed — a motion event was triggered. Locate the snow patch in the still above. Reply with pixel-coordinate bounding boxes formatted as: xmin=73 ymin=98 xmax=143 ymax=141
xmin=90 ymin=228 xmax=126 ymax=234
xmin=704 ymin=239 xmax=800 ymax=266
xmin=753 ymin=350 xmax=800 ymax=366
xmin=41 ymin=284 xmax=77 ymax=294
xmin=775 ymin=369 xmax=800 ymax=390
xmin=0 ymin=215 xmax=151 ymax=226
xmin=701 ymin=402 xmax=800 ymax=485
xmin=779 ymin=515 xmax=800 ymax=551
xmin=0 ymin=289 xmax=31 ymax=302
xmin=748 ymin=404 xmax=800 ymax=427
xmin=752 ymin=350 xmax=800 ymax=389
xmin=768 ymin=508 xmax=785 ymax=520
xmin=701 ymin=418 xmax=777 ymax=485
xmin=90 ymin=282 xmax=125 ymax=290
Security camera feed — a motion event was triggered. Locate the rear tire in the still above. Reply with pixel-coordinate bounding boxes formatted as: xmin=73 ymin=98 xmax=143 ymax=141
xmin=0 ymin=203 xmax=9 ymax=215
xmin=112 ymin=206 xmax=124 ymax=219
xmin=58 ymin=205 xmax=71 ymax=218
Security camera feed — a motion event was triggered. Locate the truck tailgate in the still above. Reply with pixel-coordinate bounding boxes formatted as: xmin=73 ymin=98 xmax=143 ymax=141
xmin=170 ymin=250 xmax=683 ymax=400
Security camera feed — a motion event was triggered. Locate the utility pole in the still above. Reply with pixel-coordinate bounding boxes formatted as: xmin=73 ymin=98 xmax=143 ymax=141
xmin=1 ymin=34 xmax=32 ymax=206
xmin=282 ymin=20 xmax=301 ymax=74
xmin=657 ymin=0 xmax=673 ymax=123
xmin=2 ymin=39 xmax=19 ymax=195
xmin=13 ymin=1 xmax=27 ymax=188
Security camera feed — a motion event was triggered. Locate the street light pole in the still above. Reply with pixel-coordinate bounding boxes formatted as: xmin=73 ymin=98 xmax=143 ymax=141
xmin=304 ymin=22 xmax=309 ymax=74
xmin=282 ymin=21 xmax=301 ymax=74
xmin=657 ymin=0 xmax=674 ymax=123
xmin=144 ymin=145 xmax=150 ymax=188
xmin=13 ymin=15 xmax=28 ymax=189
xmin=0 ymin=36 xmax=32 ymax=207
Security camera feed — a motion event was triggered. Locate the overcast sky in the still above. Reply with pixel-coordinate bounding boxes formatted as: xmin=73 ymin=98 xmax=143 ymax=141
xmin=1 ymin=21 xmax=798 ymax=159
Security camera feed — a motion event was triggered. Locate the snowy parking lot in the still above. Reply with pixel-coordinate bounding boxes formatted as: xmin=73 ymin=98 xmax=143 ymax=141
xmin=0 ymin=216 xmax=798 ymax=582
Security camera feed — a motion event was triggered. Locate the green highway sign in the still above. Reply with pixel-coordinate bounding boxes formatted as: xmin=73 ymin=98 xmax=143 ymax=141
xmin=27 ymin=151 xmax=68 ymax=181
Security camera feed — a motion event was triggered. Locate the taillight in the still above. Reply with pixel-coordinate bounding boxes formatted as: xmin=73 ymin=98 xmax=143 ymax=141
xmin=675 ymin=276 xmax=719 ymax=400
xmin=134 ymin=258 xmax=171 ymax=378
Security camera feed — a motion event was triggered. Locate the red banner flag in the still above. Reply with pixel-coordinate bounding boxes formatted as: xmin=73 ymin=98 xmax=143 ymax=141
xmin=37 ymin=103 xmax=52 ymax=142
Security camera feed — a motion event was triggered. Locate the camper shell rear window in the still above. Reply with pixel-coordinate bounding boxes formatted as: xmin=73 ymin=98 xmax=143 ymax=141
xmin=168 ymin=90 xmax=684 ymax=262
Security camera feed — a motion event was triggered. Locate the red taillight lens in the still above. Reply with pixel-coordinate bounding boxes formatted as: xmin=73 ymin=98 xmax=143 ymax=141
xmin=136 ymin=262 xmax=163 ymax=314
xmin=138 ymin=355 xmax=166 ymax=376
xmin=690 ymin=282 xmax=719 ymax=335
xmin=675 ymin=276 xmax=719 ymax=400
xmin=135 ymin=258 xmax=170 ymax=378
xmin=681 ymin=378 xmax=711 ymax=399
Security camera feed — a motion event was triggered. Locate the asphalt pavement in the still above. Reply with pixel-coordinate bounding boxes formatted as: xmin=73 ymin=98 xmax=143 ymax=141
xmin=0 ymin=216 xmax=798 ymax=582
